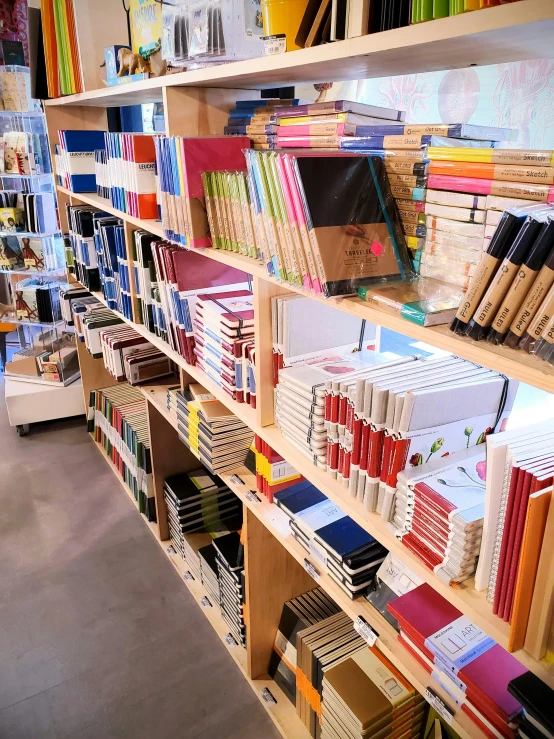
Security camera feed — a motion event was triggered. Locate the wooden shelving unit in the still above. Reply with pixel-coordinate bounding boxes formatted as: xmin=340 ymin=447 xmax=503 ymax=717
xmin=44 ymin=3 xmax=554 ymax=735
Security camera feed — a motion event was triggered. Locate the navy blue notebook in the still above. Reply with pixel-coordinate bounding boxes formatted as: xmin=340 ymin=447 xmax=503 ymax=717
xmin=274 ymin=482 xmax=325 ymax=517
xmin=314 ymin=517 xmax=378 ymax=561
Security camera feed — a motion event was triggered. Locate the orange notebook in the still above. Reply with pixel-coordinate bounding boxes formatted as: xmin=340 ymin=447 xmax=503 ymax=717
xmin=429 ymin=160 xmax=554 ymax=185
xmin=508 ymin=487 xmax=552 ymax=652
xmin=523 ymin=489 xmax=554 ymax=659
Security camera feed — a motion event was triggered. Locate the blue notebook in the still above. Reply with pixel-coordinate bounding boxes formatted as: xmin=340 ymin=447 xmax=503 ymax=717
xmin=314 ymin=517 xmax=377 ymax=561
xmin=273 ymin=482 xmax=324 ymax=517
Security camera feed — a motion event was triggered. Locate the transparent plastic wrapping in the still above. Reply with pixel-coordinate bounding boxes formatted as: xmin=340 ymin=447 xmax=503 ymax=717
xmin=0 ymin=234 xmax=65 ymax=272
xmin=422 ymin=241 xmax=483 ymax=265
xmin=425 ymin=214 xmax=485 ymax=239
xmin=161 ymin=0 xmax=264 ymax=69
xmin=3 ymin=322 xmax=79 ymax=386
xmin=0 ymin=66 xmax=36 ymax=113
xmin=365 ymin=576 xmax=400 ymax=631
xmin=425 ymin=227 xmax=484 ymax=252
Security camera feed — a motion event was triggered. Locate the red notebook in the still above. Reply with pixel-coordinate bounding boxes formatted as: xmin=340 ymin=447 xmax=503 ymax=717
xmin=387 ymin=584 xmax=525 ymax=726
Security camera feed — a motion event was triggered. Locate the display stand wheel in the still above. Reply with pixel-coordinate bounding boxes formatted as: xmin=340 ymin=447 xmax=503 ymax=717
xmin=16 ymin=424 xmax=30 ymax=437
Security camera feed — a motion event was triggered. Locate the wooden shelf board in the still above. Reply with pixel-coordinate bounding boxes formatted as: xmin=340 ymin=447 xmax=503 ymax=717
xmin=45 ymin=1 xmax=554 ymax=106
xmin=90 ymin=433 xmax=309 ymax=739
xmin=65 ymin=183 xmax=554 ymax=394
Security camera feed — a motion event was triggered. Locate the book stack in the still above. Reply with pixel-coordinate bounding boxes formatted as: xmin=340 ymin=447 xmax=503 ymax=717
xmin=275 ymin=351 xmax=396 ymax=470
xmin=132 ymin=230 xmax=157 ymax=330
xmin=321 ymin=644 xmax=426 ymax=739
xmin=176 ymin=384 xmax=253 ymax=474
xmin=450 ymin=204 xmax=554 ymax=365
xmin=508 ymin=671 xmax=554 ymax=739
xmin=104 ymin=133 xmax=158 ymax=219
xmin=268 ymin=588 xmax=340 ymax=706
xmin=89 ymin=383 xmax=155 ymax=520
xmin=270 ymin=293 xmax=376 ymax=386
xmin=274 ymin=481 xmax=388 ymax=598
xmin=365 ymin=551 xmax=423 ymax=630
xmin=253 ymin=435 xmax=303 ymax=504
xmin=212 ymin=532 xmax=247 ymax=647
xmin=391 ymin=446 xmax=487 ymax=585
xmin=80 ymin=305 xmax=122 ymax=357
xmin=2 ymin=131 xmax=51 ymax=175
xmin=166 ymin=384 xmax=180 ymax=425
xmin=13 ymin=277 xmax=64 ymax=323
xmin=193 ymin=289 xmax=254 ymax=398
xmin=0 ymin=234 xmax=65 ymax=273
xmin=66 ymin=204 xmax=104 ymax=291
xmin=97 ymin=322 xmax=173 ymax=385
xmin=56 ymin=130 xmax=107 ymax=192
xmin=223 ymin=98 xmax=304 ymax=150
xmin=326 ymin=354 xmax=516 ymax=515
xmin=473 ymin=419 xmax=554 ymax=655
xmin=163 ymin=469 xmax=242 ymax=562
xmin=146 ymin=241 xmax=249 ymax=364
xmin=388 ymin=583 xmax=527 ymax=739
xmin=274 ymin=100 xmax=405 ymax=150
xmin=41 ymin=0 xmax=83 ymax=97
xmin=154 ymin=135 xmax=250 ymax=248
xmin=199 ymin=543 xmax=221 ymax=607
xmin=93 ymin=215 xmax=133 ymax=318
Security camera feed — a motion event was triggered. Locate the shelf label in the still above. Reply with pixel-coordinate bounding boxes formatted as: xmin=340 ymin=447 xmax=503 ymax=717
xmin=354 ymin=616 xmax=379 ymax=646
xmin=24 ymin=259 xmax=36 ymax=267
xmin=166 ymin=545 xmax=176 ymax=555
xmin=183 ymin=571 xmax=194 ymax=581
xmin=262 ymin=34 xmax=286 ymax=56
xmin=225 ymin=633 xmax=238 ymax=648
xmin=261 ymin=688 xmax=277 ymax=705
xmin=229 ymin=474 xmax=245 ymax=487
xmin=303 ymin=558 xmax=320 ymax=582
xmin=246 ymin=490 xmax=261 ymax=504
xmin=200 ymin=596 xmax=212 ymax=608
xmin=425 ymin=688 xmax=454 ymax=726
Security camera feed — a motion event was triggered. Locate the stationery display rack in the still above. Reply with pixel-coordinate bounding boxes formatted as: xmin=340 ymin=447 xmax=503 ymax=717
xmin=43 ymin=2 xmax=554 ymax=738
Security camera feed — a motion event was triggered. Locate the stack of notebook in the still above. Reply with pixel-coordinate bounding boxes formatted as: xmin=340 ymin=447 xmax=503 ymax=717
xmin=321 ymin=643 xmax=426 ymax=739
xmin=508 ymin=671 xmax=554 ymax=739
xmin=13 ymin=278 xmax=64 ymax=323
xmin=199 ymin=543 xmax=221 ymax=607
xmin=274 ymin=481 xmax=388 ymax=598
xmin=180 ymin=533 xmax=213 ymax=581
xmin=176 ymin=385 xmax=253 ymax=474
xmin=154 ymin=135 xmax=250 ymax=248
xmin=388 ymin=584 xmax=527 ymax=739
xmin=223 ymin=98 xmax=304 ymax=150
xmin=98 ymin=322 xmax=172 ymax=385
xmin=268 ymin=588 xmax=340 ymax=705
xmin=88 ymin=383 xmax=154 ymax=520
xmin=163 ymin=469 xmax=242 ymax=560
xmin=193 ymin=289 xmax=254 ymax=398
xmin=56 ymin=130 xmax=107 ymax=192
xmin=212 ymin=533 xmax=247 ymax=647
xmin=391 ymin=446 xmax=487 ymax=585
xmin=253 ymin=435 xmax=303 ymax=504
xmin=41 ymin=0 xmax=84 ymax=97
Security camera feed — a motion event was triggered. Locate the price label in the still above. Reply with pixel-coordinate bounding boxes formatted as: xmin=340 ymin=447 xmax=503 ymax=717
xmin=353 ymin=616 xmax=378 ymax=646
xmin=245 ymin=490 xmax=261 ymax=503
xmin=225 ymin=633 xmax=238 ymax=647
xmin=183 ymin=571 xmax=194 ymax=581
xmin=200 ymin=596 xmax=212 ymax=608
xmin=425 ymin=688 xmax=454 ymax=726
xmin=166 ymin=545 xmax=176 ymax=555
xmin=262 ymin=34 xmax=286 ymax=56
xmin=24 ymin=259 xmax=36 ymax=267
xmin=303 ymin=558 xmax=320 ymax=582
xmin=16 ymin=310 xmax=28 ymax=318
xmin=229 ymin=474 xmax=244 ymax=486
xmin=261 ymin=688 xmax=277 ymax=704
xmin=0 ymin=258 xmax=11 ymax=266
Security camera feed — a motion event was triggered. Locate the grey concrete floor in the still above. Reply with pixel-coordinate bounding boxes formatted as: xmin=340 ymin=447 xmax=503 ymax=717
xmin=0 ymin=380 xmax=280 ymax=739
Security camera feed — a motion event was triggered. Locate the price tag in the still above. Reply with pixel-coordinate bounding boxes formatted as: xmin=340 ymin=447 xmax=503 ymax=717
xmin=261 ymin=688 xmax=277 ymax=704
xmin=425 ymin=688 xmax=454 ymax=726
xmin=16 ymin=309 xmax=27 ymax=318
xmin=245 ymin=490 xmax=261 ymax=503
xmin=262 ymin=34 xmax=286 ymax=56
xmin=0 ymin=258 xmax=11 ymax=266
xmin=166 ymin=545 xmax=176 ymax=555
xmin=229 ymin=474 xmax=244 ymax=486
xmin=303 ymin=558 xmax=320 ymax=582
xmin=183 ymin=571 xmax=194 ymax=581
xmin=353 ymin=616 xmax=378 ymax=646
xmin=225 ymin=633 xmax=238 ymax=647
xmin=200 ymin=596 xmax=212 ymax=608
xmin=24 ymin=258 xmax=35 ymax=267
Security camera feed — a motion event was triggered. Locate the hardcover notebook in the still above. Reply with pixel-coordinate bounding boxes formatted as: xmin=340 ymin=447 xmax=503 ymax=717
xmin=293 ymin=155 xmax=414 ymax=296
